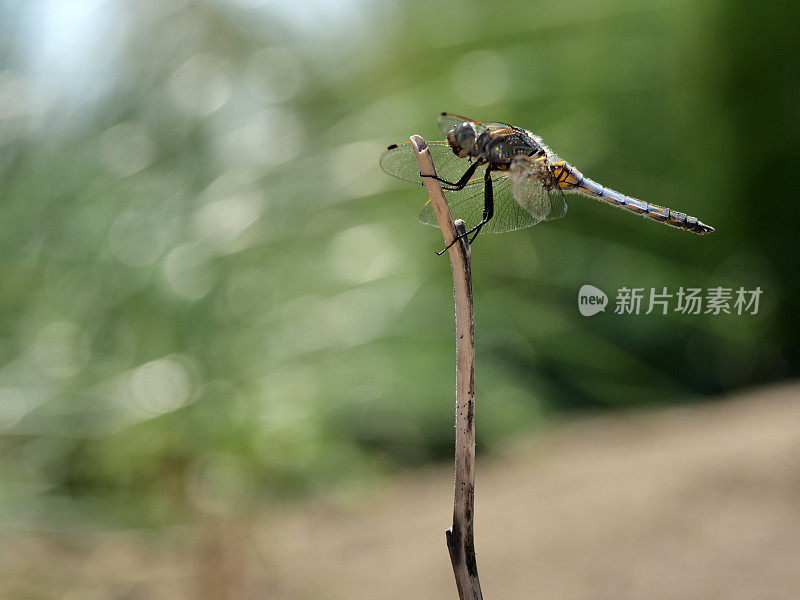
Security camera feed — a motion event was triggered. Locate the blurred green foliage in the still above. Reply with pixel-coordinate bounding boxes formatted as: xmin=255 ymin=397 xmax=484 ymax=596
xmin=0 ymin=0 xmax=797 ymax=525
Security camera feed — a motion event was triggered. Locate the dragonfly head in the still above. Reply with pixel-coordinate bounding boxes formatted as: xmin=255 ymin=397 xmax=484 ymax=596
xmin=447 ymin=121 xmax=478 ymax=158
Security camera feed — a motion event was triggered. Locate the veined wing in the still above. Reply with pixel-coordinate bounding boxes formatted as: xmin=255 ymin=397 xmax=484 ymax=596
xmin=436 ymin=112 xmax=514 ymax=135
xmin=509 ymin=156 xmax=568 ymax=223
xmin=380 ymin=140 xmax=476 ymax=186
xmin=419 ymin=170 xmax=541 ymax=234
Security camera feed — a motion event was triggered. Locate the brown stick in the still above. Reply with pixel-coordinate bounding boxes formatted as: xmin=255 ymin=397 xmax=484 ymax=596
xmin=410 ymin=135 xmax=483 ymax=600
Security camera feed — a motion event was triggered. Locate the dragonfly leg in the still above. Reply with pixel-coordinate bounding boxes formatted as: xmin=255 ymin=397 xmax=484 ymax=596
xmin=468 ymin=225 xmax=483 ymax=244
xmin=436 ymin=168 xmax=494 ymax=255
xmin=467 ymin=169 xmax=494 ymax=243
xmin=421 ymin=161 xmax=481 ymax=191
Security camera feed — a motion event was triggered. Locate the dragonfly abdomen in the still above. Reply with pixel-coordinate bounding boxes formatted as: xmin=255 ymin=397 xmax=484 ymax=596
xmin=555 ymin=162 xmax=714 ymax=235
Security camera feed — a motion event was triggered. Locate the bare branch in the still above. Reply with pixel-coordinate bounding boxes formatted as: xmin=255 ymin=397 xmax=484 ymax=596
xmin=410 ymin=135 xmax=483 ymax=600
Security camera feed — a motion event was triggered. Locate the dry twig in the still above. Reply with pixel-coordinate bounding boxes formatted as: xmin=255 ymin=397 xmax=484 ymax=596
xmin=410 ymin=135 xmax=483 ymax=600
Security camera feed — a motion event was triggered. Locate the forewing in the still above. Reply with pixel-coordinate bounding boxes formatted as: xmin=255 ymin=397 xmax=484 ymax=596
xmin=380 ymin=140 xmax=473 ymax=185
xmin=419 ymin=170 xmax=540 ymax=234
xmin=509 ymin=156 xmax=568 ymax=223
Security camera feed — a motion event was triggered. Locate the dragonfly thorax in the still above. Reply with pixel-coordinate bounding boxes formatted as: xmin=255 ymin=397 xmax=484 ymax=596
xmin=480 ymin=131 xmax=541 ymax=171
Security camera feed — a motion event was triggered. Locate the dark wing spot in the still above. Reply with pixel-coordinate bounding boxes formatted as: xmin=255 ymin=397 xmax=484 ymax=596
xmin=387 ymin=144 xmax=397 ymax=150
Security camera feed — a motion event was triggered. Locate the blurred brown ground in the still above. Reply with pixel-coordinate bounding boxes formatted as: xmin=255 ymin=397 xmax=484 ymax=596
xmin=4 ymin=382 xmax=800 ymax=600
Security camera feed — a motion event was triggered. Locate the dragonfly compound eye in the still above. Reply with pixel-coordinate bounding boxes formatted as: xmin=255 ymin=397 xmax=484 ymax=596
xmin=453 ymin=122 xmax=477 ymax=152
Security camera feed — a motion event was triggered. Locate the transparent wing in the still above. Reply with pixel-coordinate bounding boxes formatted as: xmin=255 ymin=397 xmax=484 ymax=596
xmin=418 ymin=170 xmax=541 ymax=234
xmin=380 ymin=140 xmax=476 ymax=186
xmin=509 ymin=156 xmax=568 ymax=223
xmin=436 ymin=112 xmax=511 ymax=135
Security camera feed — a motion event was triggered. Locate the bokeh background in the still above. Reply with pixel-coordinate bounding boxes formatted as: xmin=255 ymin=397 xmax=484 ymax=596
xmin=1 ymin=0 xmax=798 ymax=598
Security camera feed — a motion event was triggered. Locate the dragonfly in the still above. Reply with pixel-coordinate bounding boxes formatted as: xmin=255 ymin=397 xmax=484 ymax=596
xmin=380 ymin=112 xmax=714 ymax=252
